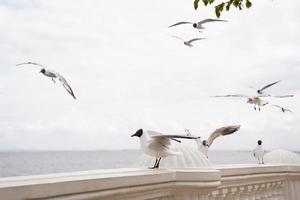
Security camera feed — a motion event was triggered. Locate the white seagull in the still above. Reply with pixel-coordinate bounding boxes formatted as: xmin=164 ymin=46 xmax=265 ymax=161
xmin=185 ymin=125 xmax=240 ymax=158
xmin=169 ymin=18 xmax=227 ymax=30
xmin=16 ymin=62 xmax=76 ymax=99
xmin=171 ymin=35 xmax=205 ymax=47
xmin=272 ymin=105 xmax=293 ymax=113
xmin=131 ymin=129 xmax=200 ymax=169
xmin=250 ymin=81 xmax=281 ymax=95
xmin=212 ymin=94 xmax=293 ymax=111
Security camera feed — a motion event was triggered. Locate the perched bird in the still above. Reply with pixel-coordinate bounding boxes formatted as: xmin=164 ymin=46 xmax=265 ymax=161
xmin=250 ymin=81 xmax=281 ymax=95
xmin=16 ymin=62 xmax=76 ymax=99
xmin=185 ymin=125 xmax=240 ymax=158
xmin=131 ymin=129 xmax=200 ymax=169
xmin=169 ymin=19 xmax=227 ymax=31
xmin=272 ymin=105 xmax=293 ymax=113
xmin=170 ymin=35 xmax=205 ymax=47
xmin=253 ymin=140 xmax=265 ymax=164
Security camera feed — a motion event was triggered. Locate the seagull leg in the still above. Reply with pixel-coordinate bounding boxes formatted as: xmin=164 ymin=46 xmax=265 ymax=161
xmin=52 ymin=78 xmax=56 ymax=83
xmin=259 ymin=107 xmax=261 ymax=111
xmin=155 ymin=157 xmax=162 ymax=168
xmin=254 ymin=106 xmax=256 ymax=110
xmin=149 ymin=158 xmax=158 ymax=169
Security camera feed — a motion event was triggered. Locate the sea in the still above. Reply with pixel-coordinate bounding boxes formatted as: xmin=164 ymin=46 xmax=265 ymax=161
xmin=0 ymin=150 xmax=298 ymax=178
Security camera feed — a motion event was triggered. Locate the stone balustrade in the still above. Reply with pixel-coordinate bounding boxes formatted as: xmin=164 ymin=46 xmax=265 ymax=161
xmin=0 ymin=164 xmax=299 ymax=200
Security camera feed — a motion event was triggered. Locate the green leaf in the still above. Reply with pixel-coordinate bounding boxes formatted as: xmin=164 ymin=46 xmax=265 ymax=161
xmin=202 ymin=0 xmax=209 ymax=6
xmin=194 ymin=0 xmax=199 ymax=10
xmin=233 ymin=0 xmax=240 ymax=7
xmin=215 ymin=7 xmax=221 ymax=18
xmin=208 ymin=0 xmax=215 ymax=4
xmin=245 ymin=0 xmax=252 ymax=8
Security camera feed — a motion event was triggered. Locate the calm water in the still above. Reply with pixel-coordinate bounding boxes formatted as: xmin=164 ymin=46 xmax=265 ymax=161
xmin=0 ymin=150 xmax=296 ymax=178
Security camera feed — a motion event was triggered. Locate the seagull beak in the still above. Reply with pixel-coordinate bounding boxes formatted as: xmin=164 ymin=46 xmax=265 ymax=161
xmin=131 ymin=133 xmax=137 ymax=137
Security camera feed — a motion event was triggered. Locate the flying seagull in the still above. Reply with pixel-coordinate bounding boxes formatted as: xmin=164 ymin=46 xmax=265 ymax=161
xmin=250 ymin=81 xmax=281 ymax=95
xmin=169 ymin=19 xmax=227 ymax=30
xmin=212 ymin=80 xmax=293 ymax=111
xmin=211 ymin=94 xmax=269 ymax=111
xmin=272 ymin=105 xmax=293 ymax=113
xmin=185 ymin=125 xmax=240 ymax=158
xmin=131 ymin=129 xmax=200 ymax=169
xmin=171 ymin=35 xmax=205 ymax=47
xmin=16 ymin=62 xmax=76 ymax=99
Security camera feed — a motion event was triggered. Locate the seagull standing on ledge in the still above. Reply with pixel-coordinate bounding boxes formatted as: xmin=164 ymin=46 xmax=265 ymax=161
xmin=131 ymin=129 xmax=200 ymax=169
xmin=16 ymin=62 xmax=76 ymax=99
xmin=169 ymin=18 xmax=227 ymax=31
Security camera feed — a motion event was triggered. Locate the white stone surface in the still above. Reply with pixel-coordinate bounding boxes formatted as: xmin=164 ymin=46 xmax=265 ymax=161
xmin=265 ymin=149 xmax=300 ymax=165
xmin=1 ymin=165 xmax=300 ymax=200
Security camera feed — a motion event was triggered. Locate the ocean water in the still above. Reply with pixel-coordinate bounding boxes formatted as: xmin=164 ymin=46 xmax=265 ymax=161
xmin=0 ymin=150 xmax=297 ymax=178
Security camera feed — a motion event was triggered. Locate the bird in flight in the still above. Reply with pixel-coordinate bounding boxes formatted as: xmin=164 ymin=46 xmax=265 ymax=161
xmin=212 ymin=94 xmax=293 ymax=111
xmin=250 ymin=81 xmax=281 ymax=96
xmin=16 ymin=62 xmax=76 ymax=100
xmin=185 ymin=125 xmax=240 ymax=158
xmin=131 ymin=129 xmax=200 ymax=169
xmin=170 ymin=35 xmax=205 ymax=47
xmin=169 ymin=18 xmax=227 ymax=31
xmin=272 ymin=105 xmax=293 ymax=113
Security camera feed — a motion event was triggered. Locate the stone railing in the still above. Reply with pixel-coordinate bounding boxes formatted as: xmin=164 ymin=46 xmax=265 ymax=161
xmin=0 ymin=164 xmax=299 ymax=200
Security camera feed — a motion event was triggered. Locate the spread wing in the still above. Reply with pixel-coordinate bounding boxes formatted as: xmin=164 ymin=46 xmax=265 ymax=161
xmin=188 ymin=38 xmax=205 ymax=43
xmin=259 ymin=81 xmax=280 ymax=92
xmin=169 ymin=21 xmax=193 ymax=27
xmin=211 ymin=94 xmax=249 ymax=98
xmin=151 ymin=134 xmax=200 ymax=140
xmin=207 ymin=125 xmax=240 ymax=147
xmin=170 ymin=35 xmax=184 ymax=41
xmin=272 ymin=105 xmax=293 ymax=113
xmin=269 ymin=95 xmax=294 ymax=98
xmin=54 ymin=72 xmax=76 ymax=99
xmin=199 ymin=18 xmax=228 ymax=24
xmin=16 ymin=62 xmax=45 ymax=68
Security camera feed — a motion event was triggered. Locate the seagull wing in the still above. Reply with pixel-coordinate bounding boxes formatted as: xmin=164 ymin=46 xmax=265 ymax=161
xmin=54 ymin=72 xmax=76 ymax=99
xmin=151 ymin=134 xmax=200 ymax=140
xmin=272 ymin=105 xmax=282 ymax=109
xmin=211 ymin=94 xmax=248 ymax=98
xmin=199 ymin=18 xmax=228 ymax=24
xmin=259 ymin=81 xmax=280 ymax=92
xmin=170 ymin=35 xmax=184 ymax=41
xmin=16 ymin=62 xmax=45 ymax=68
xmin=187 ymin=38 xmax=205 ymax=43
xmin=206 ymin=125 xmax=240 ymax=147
xmin=269 ymin=95 xmax=294 ymax=98
xmin=169 ymin=21 xmax=193 ymax=27
xmin=272 ymin=105 xmax=293 ymax=113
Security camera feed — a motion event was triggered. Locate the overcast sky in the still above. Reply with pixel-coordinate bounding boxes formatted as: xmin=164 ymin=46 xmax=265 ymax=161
xmin=0 ymin=0 xmax=299 ymax=151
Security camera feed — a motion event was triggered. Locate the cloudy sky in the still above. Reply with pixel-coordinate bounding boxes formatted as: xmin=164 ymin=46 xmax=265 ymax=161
xmin=0 ymin=0 xmax=299 ymax=151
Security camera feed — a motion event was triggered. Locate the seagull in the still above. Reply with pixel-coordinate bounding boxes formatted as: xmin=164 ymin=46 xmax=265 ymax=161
xmin=169 ymin=19 xmax=227 ymax=31
xmin=170 ymin=35 xmax=205 ymax=47
xmin=185 ymin=125 xmax=240 ymax=158
xmin=212 ymin=94 xmax=294 ymax=111
xmin=212 ymin=94 xmax=269 ymax=111
xmin=16 ymin=62 xmax=76 ymax=99
xmin=250 ymin=81 xmax=281 ymax=95
xmin=272 ymin=105 xmax=293 ymax=113
xmin=212 ymin=80 xmax=293 ymax=111
xmin=131 ymin=129 xmax=200 ymax=169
